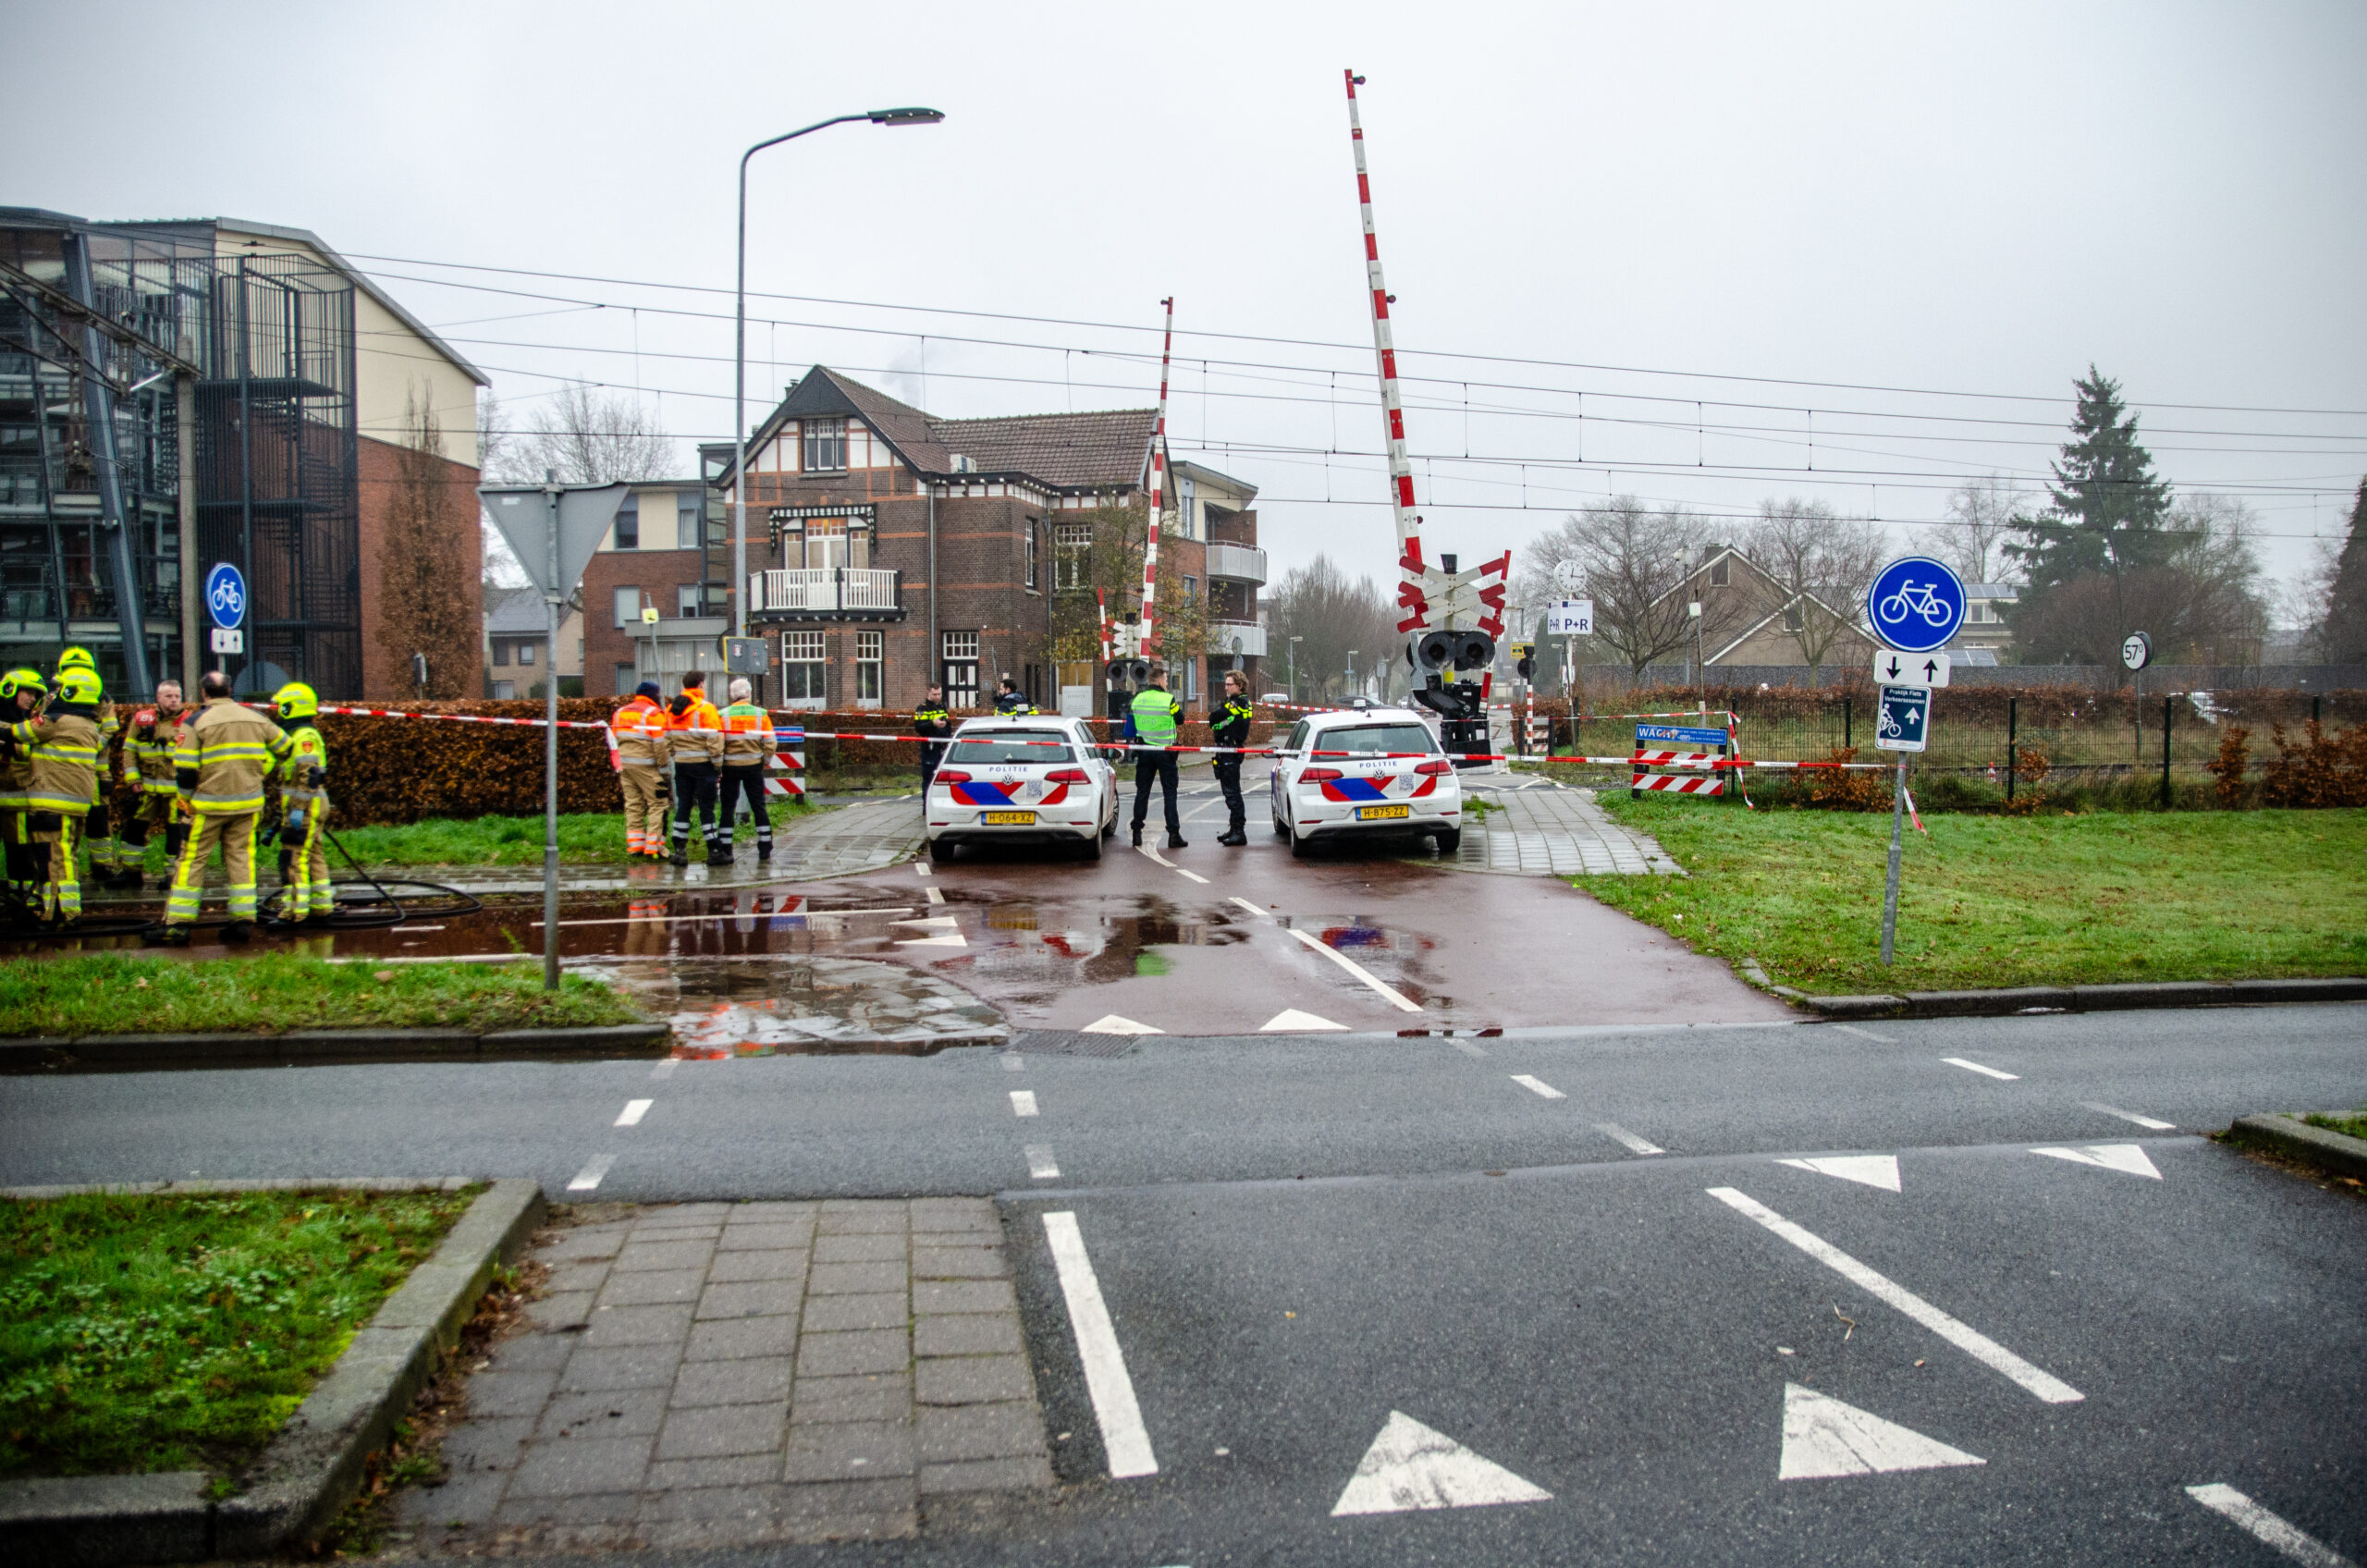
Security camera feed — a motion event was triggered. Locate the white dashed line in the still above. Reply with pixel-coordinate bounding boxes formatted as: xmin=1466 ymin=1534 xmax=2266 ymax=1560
xmin=615 ymin=1099 xmax=652 ymax=1127
xmin=1227 ymin=897 xmax=1275 ymax=921
xmin=926 ymin=885 xmax=946 ymax=904
xmin=1708 ymin=1187 xmax=2082 ymax=1403
xmin=1944 ymin=1057 xmax=2019 ymax=1081
xmin=1281 ymin=926 xmax=1424 ymax=1012
xmin=1172 ymin=867 xmax=1210 ymax=884
xmin=1598 ymin=1122 xmax=1665 ymax=1155
xmin=566 ymin=1154 xmax=615 ymax=1192
xmin=2186 ymin=1483 xmax=2356 ymax=1567
xmin=649 ymin=1058 xmax=680 ymax=1080
xmin=916 ymin=862 xmax=933 ymax=876
xmin=1011 ymin=1090 xmax=1040 ymax=1118
xmin=1024 ymin=1145 xmax=1061 ymax=1179
xmin=2082 ymin=1102 xmax=2177 ymax=1131
xmin=1452 ymin=1038 xmax=1490 ymax=1058
xmin=1832 ymin=1023 xmax=1896 ymax=1044
xmin=1042 ymin=1212 xmax=1158 ymax=1478
xmin=1001 ymin=1053 xmax=1025 ymax=1072
xmin=1511 ymin=1074 xmax=1566 ymax=1099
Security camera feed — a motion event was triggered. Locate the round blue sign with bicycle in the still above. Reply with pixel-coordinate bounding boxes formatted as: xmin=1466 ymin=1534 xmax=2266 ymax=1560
xmin=1865 ymin=556 xmax=1965 ymax=654
xmin=205 ymin=562 xmax=247 ymax=631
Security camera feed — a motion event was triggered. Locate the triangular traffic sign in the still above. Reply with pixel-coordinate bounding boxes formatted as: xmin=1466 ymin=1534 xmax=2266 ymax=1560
xmin=1261 ymin=1009 xmax=1347 ymax=1032
xmin=1778 ymin=1384 xmax=1984 ymax=1480
xmin=1331 ymin=1411 xmax=1552 ymax=1516
xmin=1775 ymin=1155 xmax=1902 ymax=1192
xmin=2030 ymin=1144 xmax=2161 ymax=1180
xmin=1081 ymin=1014 xmax=1162 ymax=1035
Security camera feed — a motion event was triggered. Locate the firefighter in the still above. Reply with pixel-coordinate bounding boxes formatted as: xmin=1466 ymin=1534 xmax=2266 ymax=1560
xmin=914 ymin=685 xmax=951 ymax=797
xmin=161 ymin=669 xmax=293 ymax=945
xmin=0 ymin=668 xmax=48 ymax=905
xmin=609 ymin=680 xmax=670 ymax=861
xmin=11 ymin=665 xmax=105 ymax=926
xmin=1127 ymin=663 xmax=1186 ymax=851
xmin=117 ymin=680 xmax=187 ymax=890
xmin=1209 ymin=670 xmax=1255 ymax=846
xmin=666 ymin=670 xmax=726 ymax=866
xmin=717 ymin=677 xmax=777 ymax=864
xmin=55 ymin=648 xmax=124 ymax=885
xmin=269 ymin=682 xmax=333 ymax=924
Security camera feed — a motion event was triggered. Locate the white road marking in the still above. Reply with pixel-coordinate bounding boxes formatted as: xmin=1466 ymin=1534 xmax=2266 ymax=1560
xmin=2187 ymin=1483 xmax=2358 ymax=1567
xmin=615 ymin=1099 xmax=652 ymax=1127
xmin=1262 ymin=1009 xmax=1347 ymax=1032
xmin=897 ymin=930 xmax=969 ymax=948
xmin=2082 ymin=1101 xmax=2177 ymax=1131
xmin=1452 ymin=1038 xmax=1490 ymax=1058
xmin=916 ymin=862 xmax=933 ymax=875
xmin=1024 ymin=1145 xmax=1061 ymax=1179
xmin=893 ymin=915 xmax=960 ymax=928
xmin=1511 ymin=1074 xmax=1566 ymax=1100
xmin=566 ymin=1154 xmax=615 ymax=1192
xmin=1708 ymin=1187 xmax=2083 ymax=1403
xmin=1040 ymin=1212 xmax=1157 ymax=1478
xmin=1137 ymin=844 xmax=1177 ymax=868
xmin=1011 ymin=1090 xmax=1039 ymax=1118
xmin=1282 ymin=926 xmax=1424 ymax=1012
xmin=1778 ymin=1384 xmax=1983 ymax=1480
xmin=649 ymin=1058 xmax=680 ymax=1080
xmin=1227 ymin=897 xmax=1275 ymax=922
xmin=1943 ymin=1056 xmax=2019 ymax=1081
xmin=1331 ymin=1411 xmax=1552 ymax=1515
xmin=1081 ymin=1014 xmax=1163 ymax=1035
xmin=2031 ymin=1143 xmax=2162 ymax=1180
xmin=926 ymin=885 xmax=946 ymax=904
xmin=1172 ymin=867 xmax=1210 ymax=884
xmin=396 ymin=925 xmax=445 ymax=933
xmin=533 ymin=909 xmax=911 ymax=929
xmin=1777 ymin=1155 xmax=1901 ymax=1192
xmin=1001 ymin=1053 xmax=1024 ymax=1072
xmin=1598 ymin=1122 xmax=1665 ymax=1156
xmin=1832 ymin=1023 xmax=1896 ymax=1044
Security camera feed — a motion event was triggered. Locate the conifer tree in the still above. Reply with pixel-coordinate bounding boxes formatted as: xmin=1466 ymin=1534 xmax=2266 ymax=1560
xmin=2005 ymin=368 xmax=2175 ymax=597
xmin=2320 ymin=477 xmax=2367 ymax=662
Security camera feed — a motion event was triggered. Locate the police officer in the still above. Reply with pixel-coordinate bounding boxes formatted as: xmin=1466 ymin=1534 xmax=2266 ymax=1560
xmin=1209 ymin=670 xmax=1255 ymax=846
xmin=269 ymin=682 xmax=333 ymax=923
xmin=162 ymin=669 xmax=293 ymax=945
xmin=717 ymin=677 xmax=777 ymax=864
xmin=117 ymin=680 xmax=187 ymax=889
xmin=0 ymin=668 xmax=50 ymax=907
xmin=11 ymin=665 xmax=104 ymax=926
xmin=914 ymin=684 xmax=951 ymax=797
xmin=994 ymin=675 xmax=1031 ymax=716
xmin=1128 ymin=662 xmax=1186 ymax=850
xmin=666 ymin=670 xmax=726 ymax=866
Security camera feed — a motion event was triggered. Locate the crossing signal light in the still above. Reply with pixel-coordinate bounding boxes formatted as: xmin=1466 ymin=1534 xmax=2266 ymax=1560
xmin=1516 ymin=655 xmax=1535 ymax=680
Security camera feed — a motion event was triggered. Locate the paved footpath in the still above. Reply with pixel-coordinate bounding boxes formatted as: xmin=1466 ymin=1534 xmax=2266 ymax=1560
xmin=1452 ymin=779 xmax=1681 ymax=876
xmin=394 ymin=1197 xmax=1050 ymax=1554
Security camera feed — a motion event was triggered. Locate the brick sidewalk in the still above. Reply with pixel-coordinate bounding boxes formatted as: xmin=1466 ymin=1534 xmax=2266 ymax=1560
xmin=1443 ymin=781 xmax=1683 ymax=876
xmin=397 ymin=1198 xmax=1050 ymax=1553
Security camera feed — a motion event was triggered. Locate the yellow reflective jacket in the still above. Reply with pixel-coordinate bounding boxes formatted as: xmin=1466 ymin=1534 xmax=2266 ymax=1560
xmin=10 ymin=705 xmax=103 ymax=815
xmin=174 ymin=696 xmax=292 ymax=814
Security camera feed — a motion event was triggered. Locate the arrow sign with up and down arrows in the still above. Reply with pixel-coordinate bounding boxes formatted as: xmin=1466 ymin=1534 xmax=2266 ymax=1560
xmin=1872 ymin=650 xmax=1951 ymax=688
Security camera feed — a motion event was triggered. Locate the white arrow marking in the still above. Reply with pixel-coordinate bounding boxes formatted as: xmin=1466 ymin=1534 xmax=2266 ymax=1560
xmin=1261 ymin=1009 xmax=1348 ymax=1032
xmin=896 ymin=932 xmax=968 ymax=948
xmin=1778 ymin=1384 xmax=1984 ymax=1480
xmin=1331 ymin=1411 xmax=1552 ymax=1516
xmin=1777 ymin=1155 xmax=1901 ymax=1192
xmin=2030 ymin=1143 xmax=2162 ymax=1179
xmin=2187 ymin=1483 xmax=2359 ymax=1567
xmin=892 ymin=915 xmax=960 ymax=928
xmin=1081 ymin=1014 xmax=1163 ymax=1035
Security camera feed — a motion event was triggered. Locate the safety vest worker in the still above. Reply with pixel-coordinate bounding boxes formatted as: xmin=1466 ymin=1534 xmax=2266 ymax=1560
xmin=609 ymin=682 xmax=671 ymax=860
xmin=1126 ymin=667 xmax=1187 ymax=850
xmin=271 ymin=682 xmax=333 ymax=923
xmin=718 ymin=679 xmax=778 ymax=862
xmin=56 ymin=648 xmax=124 ymax=880
xmin=9 ymin=667 xmax=102 ymax=924
xmin=117 ymin=680 xmax=188 ymax=890
xmin=163 ymin=673 xmax=294 ymax=945
xmin=665 ymin=673 xmax=726 ymax=866
xmin=0 ymin=668 xmax=47 ymax=897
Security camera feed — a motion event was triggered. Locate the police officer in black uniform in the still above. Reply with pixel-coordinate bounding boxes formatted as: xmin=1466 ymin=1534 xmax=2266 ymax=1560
xmin=993 ymin=675 xmax=1030 ymax=716
xmin=1209 ymin=670 xmax=1255 ymax=846
xmin=914 ymin=684 xmax=951 ymax=798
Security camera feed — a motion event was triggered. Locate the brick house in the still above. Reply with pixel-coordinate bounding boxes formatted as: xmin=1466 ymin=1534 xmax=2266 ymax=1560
xmin=576 ymin=478 xmax=726 ymax=701
xmin=688 ymin=367 xmax=1265 ymax=715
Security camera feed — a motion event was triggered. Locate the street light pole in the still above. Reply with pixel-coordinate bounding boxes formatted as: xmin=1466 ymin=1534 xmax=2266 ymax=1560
xmin=734 ymin=107 xmax=944 ymax=640
xmin=1288 ymin=634 xmax=1302 ymax=704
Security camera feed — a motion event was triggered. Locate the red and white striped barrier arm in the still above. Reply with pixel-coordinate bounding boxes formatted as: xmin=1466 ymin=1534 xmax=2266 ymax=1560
xmin=1139 ymin=298 xmax=1174 ymax=650
xmin=1345 ymin=68 xmax=1431 ymax=634
xmin=1633 ymin=773 xmax=1723 ymax=795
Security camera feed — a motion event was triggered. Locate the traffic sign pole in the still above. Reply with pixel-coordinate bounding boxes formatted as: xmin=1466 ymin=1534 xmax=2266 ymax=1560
xmin=543 ymin=473 xmax=562 ymax=994
xmin=1880 ymin=757 xmax=1907 ymax=965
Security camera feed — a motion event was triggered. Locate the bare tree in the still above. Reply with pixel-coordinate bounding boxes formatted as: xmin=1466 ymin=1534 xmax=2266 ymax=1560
xmin=377 ymin=390 xmax=482 ymax=698
xmin=1521 ymin=496 xmax=1735 ymax=676
xmin=1933 ymin=473 xmax=2030 ymax=585
xmin=2010 ymin=493 xmax=2269 ymax=667
xmin=1263 ymin=555 xmax=1400 ymax=702
xmin=509 ymin=383 xmax=680 ymax=484
xmin=1745 ymin=498 xmax=1891 ymax=681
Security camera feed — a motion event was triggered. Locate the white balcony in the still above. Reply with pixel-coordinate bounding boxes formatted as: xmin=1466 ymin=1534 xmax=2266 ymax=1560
xmin=1206 ymin=542 xmax=1267 ymax=583
xmin=748 ymin=567 xmax=903 ymax=618
xmin=1208 ymin=620 xmax=1267 ymax=657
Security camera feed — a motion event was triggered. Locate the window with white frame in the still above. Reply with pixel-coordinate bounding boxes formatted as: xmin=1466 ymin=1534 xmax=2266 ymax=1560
xmin=940 ymin=631 xmax=980 ymax=708
xmin=1054 ymin=521 xmax=1092 ymax=590
xmin=516 ymin=640 xmax=536 ymax=667
xmin=803 ymin=417 xmax=847 ymax=472
xmin=677 ymin=503 xmax=702 ymax=549
xmin=613 ymin=500 xmax=639 ymax=550
xmin=781 ymin=629 xmax=827 ymax=705
xmin=678 ymin=584 xmax=702 ymax=618
xmin=614 ymin=587 xmax=644 ymax=628
xmin=856 ymin=629 xmax=883 ymax=705
xmin=1025 ymin=520 xmax=1040 ymax=592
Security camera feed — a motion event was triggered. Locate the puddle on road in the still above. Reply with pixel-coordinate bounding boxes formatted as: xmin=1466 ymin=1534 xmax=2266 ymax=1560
xmin=585 ymin=955 xmax=1008 ymax=1059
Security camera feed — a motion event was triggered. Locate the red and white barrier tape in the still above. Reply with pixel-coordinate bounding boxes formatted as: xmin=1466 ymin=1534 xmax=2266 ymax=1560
xmin=1632 ymin=773 xmax=1723 ymax=795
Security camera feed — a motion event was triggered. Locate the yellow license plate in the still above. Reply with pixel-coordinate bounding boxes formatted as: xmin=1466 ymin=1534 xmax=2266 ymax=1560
xmin=1355 ymin=803 xmax=1411 ymax=821
xmin=981 ymin=810 xmax=1036 ymax=826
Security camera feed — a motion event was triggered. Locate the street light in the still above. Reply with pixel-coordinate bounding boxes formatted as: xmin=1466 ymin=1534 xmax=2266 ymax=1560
xmin=734 ymin=107 xmax=945 ymax=646
xmin=1288 ymin=633 xmax=1303 ymax=703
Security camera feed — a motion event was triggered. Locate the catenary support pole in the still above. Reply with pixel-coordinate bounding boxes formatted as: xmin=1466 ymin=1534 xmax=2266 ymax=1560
xmin=177 ymin=372 xmax=200 ymax=690
xmin=1880 ymin=756 xmax=1907 ymax=965
xmin=542 ymin=471 xmax=562 ymax=992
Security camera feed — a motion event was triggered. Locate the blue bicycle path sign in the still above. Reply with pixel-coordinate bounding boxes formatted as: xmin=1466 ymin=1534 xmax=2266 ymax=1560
xmin=1865 ymin=556 xmax=1965 ymax=654
xmin=204 ymin=562 xmax=248 ymax=631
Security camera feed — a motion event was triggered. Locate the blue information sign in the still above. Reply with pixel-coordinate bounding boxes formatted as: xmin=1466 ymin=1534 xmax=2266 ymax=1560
xmin=1875 ymin=684 xmax=1931 ymax=753
xmin=1865 ymin=556 xmax=1965 ymax=654
xmin=1637 ymin=724 xmax=1731 ymax=748
xmin=204 ymin=562 xmax=248 ymax=631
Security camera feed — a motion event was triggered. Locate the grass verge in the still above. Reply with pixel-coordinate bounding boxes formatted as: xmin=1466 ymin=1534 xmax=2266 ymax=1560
xmin=0 ymin=953 xmax=642 ymax=1036
xmin=97 ymin=803 xmax=819 ymax=875
xmin=1577 ymin=794 xmax=2367 ymax=995
xmin=2304 ymin=1110 xmax=2367 ymax=1140
xmin=0 ymin=1186 xmax=477 ymax=1478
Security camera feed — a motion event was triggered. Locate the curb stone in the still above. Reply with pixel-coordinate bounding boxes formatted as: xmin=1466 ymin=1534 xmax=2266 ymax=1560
xmin=1786 ymin=976 xmax=2367 ymax=1021
xmin=0 ymin=1178 xmax=544 ymax=1565
xmin=0 ymin=1022 xmax=668 ymax=1074
xmin=2226 ymin=1113 xmax=2367 ymax=1182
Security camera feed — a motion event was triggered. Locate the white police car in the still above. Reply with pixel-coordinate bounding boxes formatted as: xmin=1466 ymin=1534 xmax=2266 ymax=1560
xmin=1269 ymin=703 xmax=1463 ymax=857
xmin=926 ymin=716 xmax=1119 ymax=859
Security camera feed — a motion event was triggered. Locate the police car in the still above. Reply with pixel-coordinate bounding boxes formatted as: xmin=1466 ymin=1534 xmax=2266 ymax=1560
xmin=926 ymin=715 xmax=1120 ymax=859
xmin=1269 ymin=703 xmax=1463 ymax=857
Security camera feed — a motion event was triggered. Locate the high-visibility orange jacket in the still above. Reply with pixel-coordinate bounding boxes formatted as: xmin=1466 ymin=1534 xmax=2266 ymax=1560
xmin=665 ymin=692 xmax=725 ymax=766
xmin=609 ymin=695 xmax=670 ymax=768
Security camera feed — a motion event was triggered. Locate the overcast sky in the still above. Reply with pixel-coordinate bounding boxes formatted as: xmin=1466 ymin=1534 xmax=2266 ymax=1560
xmin=10 ymin=0 xmax=2363 ymax=607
